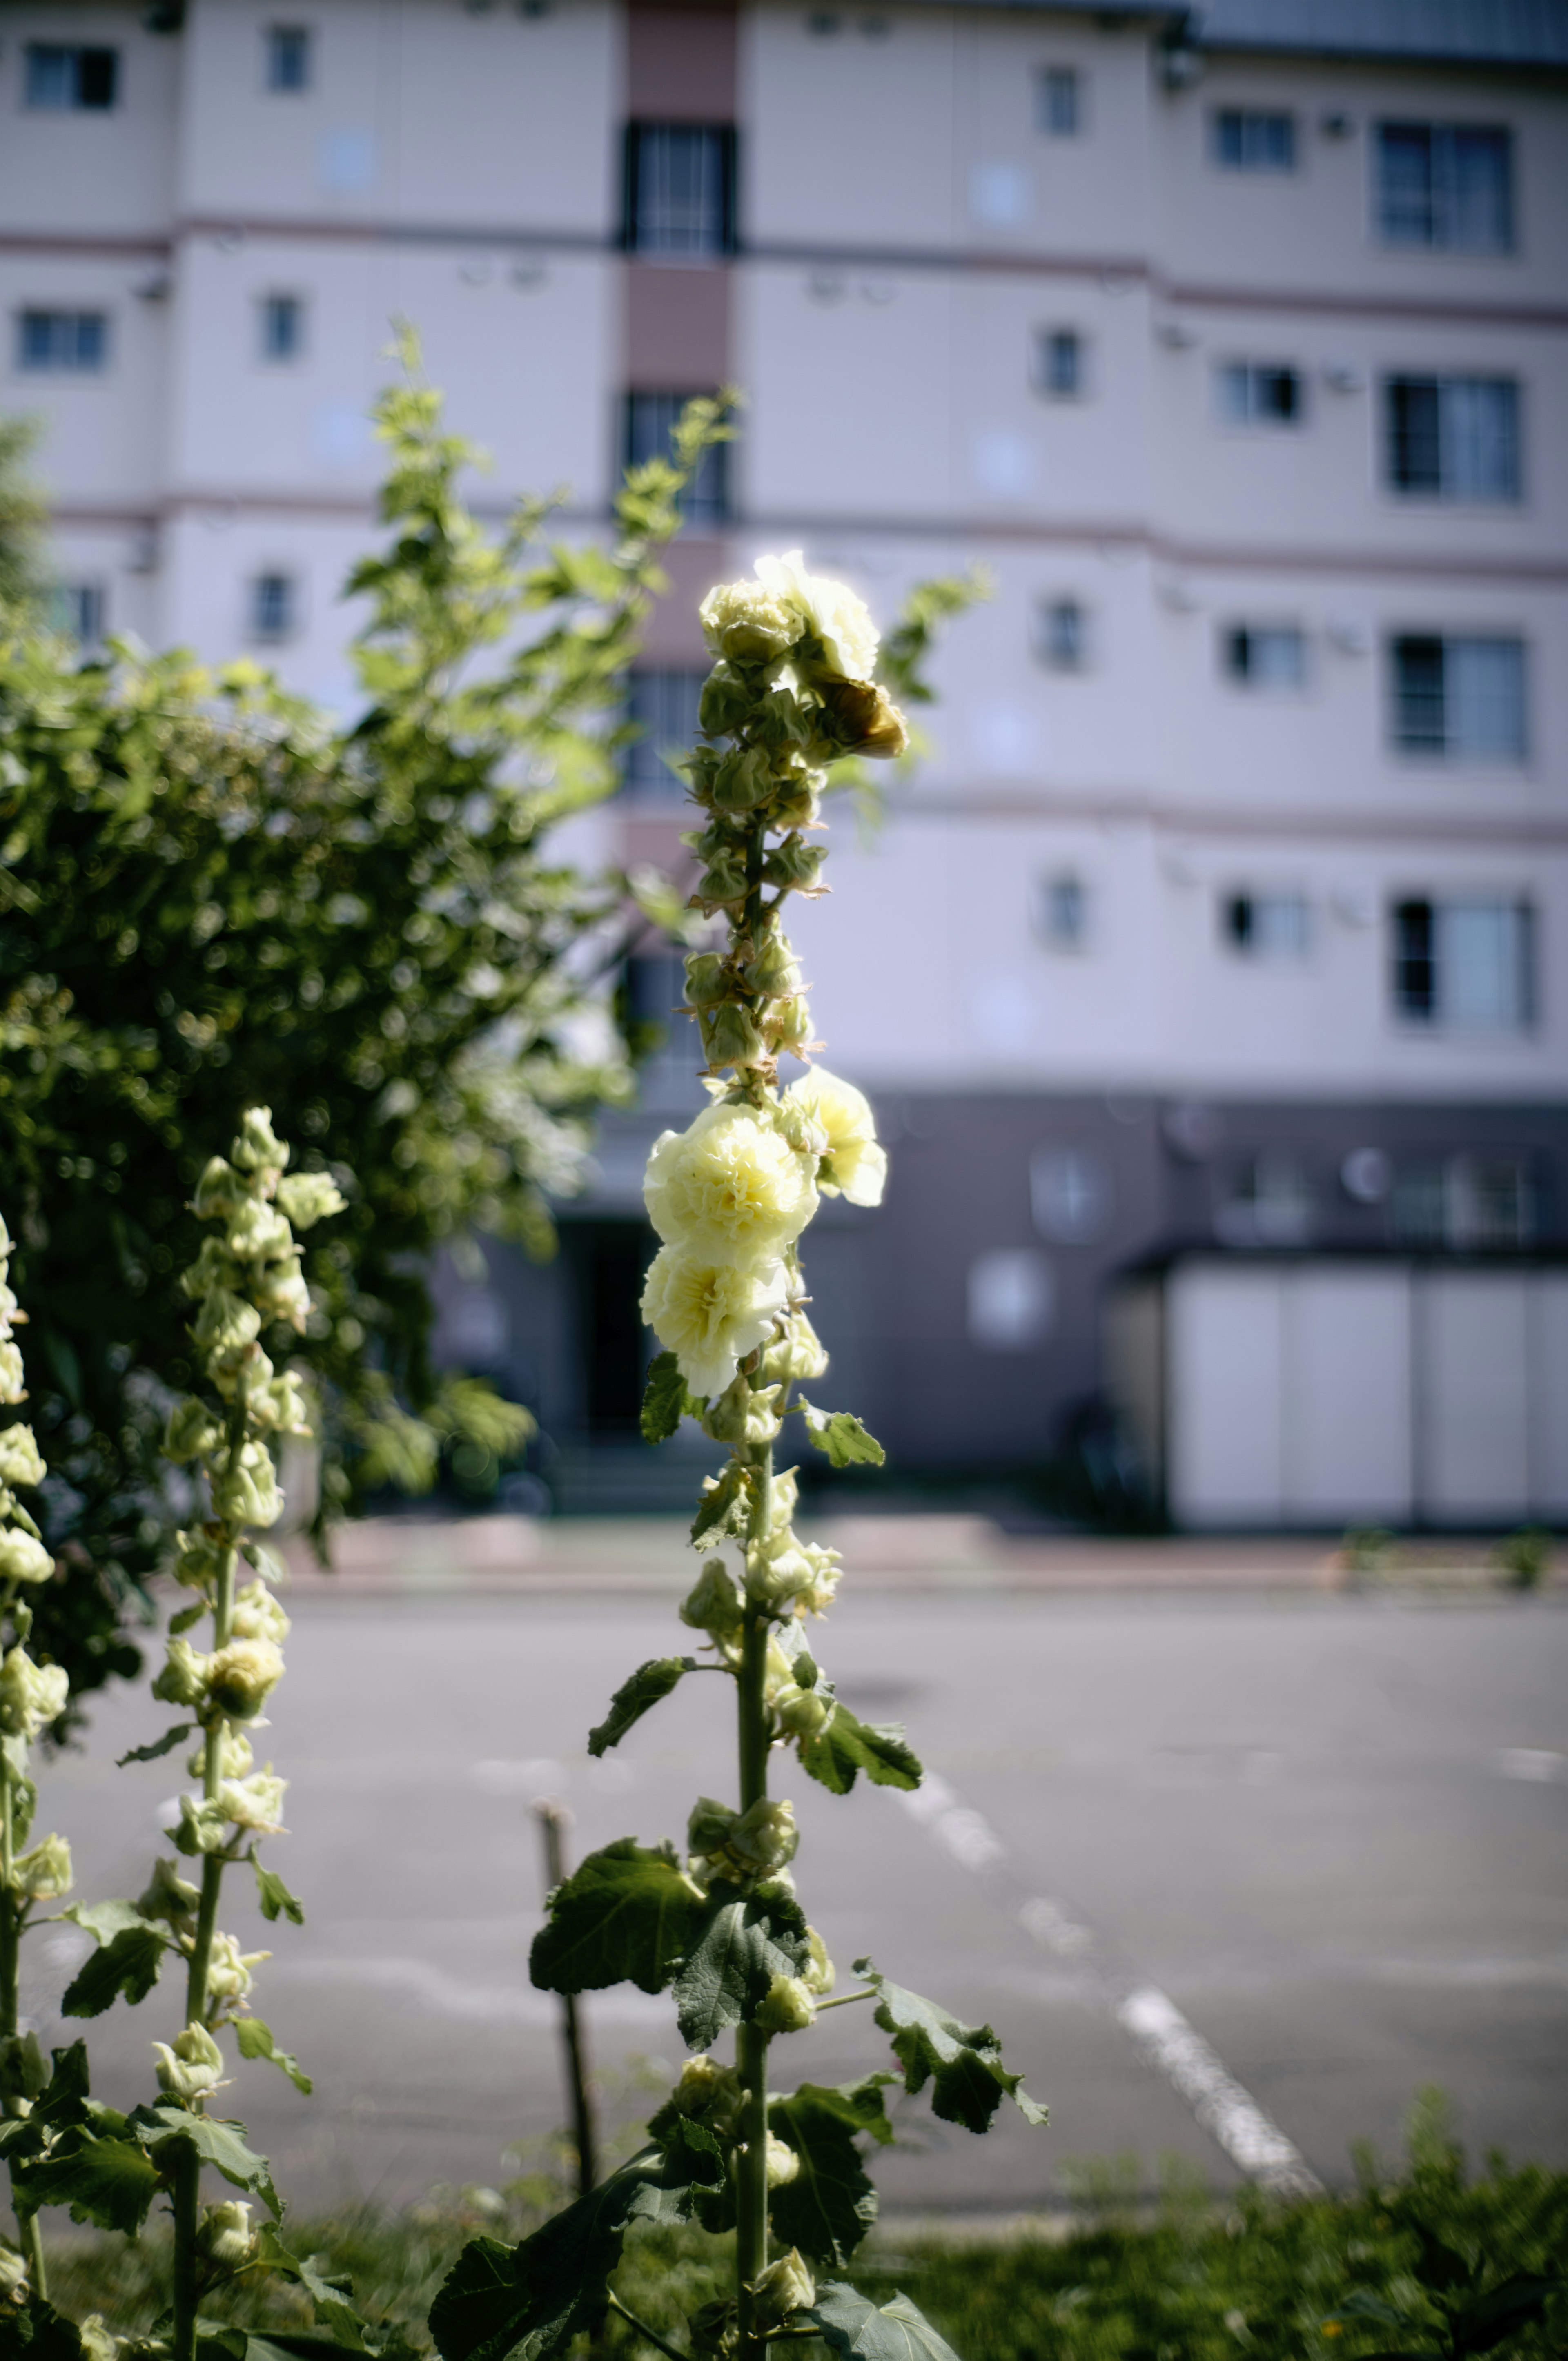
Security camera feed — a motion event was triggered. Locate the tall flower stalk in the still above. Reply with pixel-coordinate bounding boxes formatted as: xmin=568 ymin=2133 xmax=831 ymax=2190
xmin=0 ymin=1212 xmax=72 ymax=2300
xmin=433 ymin=557 xmax=1041 ymax=2361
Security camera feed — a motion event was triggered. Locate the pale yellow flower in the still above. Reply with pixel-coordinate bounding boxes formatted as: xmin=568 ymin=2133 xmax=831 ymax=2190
xmin=641 ymin=1248 xmax=790 ymax=1401
xmin=784 ymin=1069 xmax=886 ymax=1207
xmin=644 ymin=1103 xmax=816 ymax=1267
xmin=754 ymin=551 xmax=879 ymax=684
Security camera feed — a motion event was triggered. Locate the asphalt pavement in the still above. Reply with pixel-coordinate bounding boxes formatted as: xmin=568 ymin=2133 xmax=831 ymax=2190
xmin=33 ymin=1527 xmax=1568 ymax=2221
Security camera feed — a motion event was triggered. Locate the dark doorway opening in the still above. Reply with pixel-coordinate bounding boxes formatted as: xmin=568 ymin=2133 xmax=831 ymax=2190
xmin=563 ymin=1219 xmax=655 ymax=1436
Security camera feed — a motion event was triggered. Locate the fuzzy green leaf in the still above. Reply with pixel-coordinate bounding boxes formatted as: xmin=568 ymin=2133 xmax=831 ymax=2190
xmin=116 ymin=1721 xmax=195 ymax=1767
xmin=13 ymin=2128 xmax=161 ymax=2236
xmin=31 ymin=2042 xmax=91 ymax=2127
xmin=253 ymin=2225 xmax=365 ymax=2347
xmin=799 ymin=1705 xmax=922 ymax=1796
xmin=767 ymin=2079 xmax=894 ymax=2266
xmin=60 ymin=1925 xmax=167 ymax=2018
xmin=530 ymin=1840 xmax=700 ymax=1999
xmin=799 ymin=1403 xmax=885 ymax=1469
xmin=254 ymin=1860 xmax=305 ymax=1925
xmin=854 ymin=1960 xmax=1047 ymax=2135
xmin=673 ymin=1880 xmax=811 ymax=2050
xmin=236 ymin=2016 xmax=313 ymax=2095
xmin=586 ymin=1659 xmax=695 ymax=1758
xmin=0 ymin=2297 xmax=88 ymax=2360
xmin=142 ymin=2107 xmax=280 ymax=2217
xmin=802 ymin=2283 xmax=963 ymax=2360
xmin=639 ymin=1353 xmax=690 ymax=1445
xmin=690 ymin=1461 xmax=750 ymax=1551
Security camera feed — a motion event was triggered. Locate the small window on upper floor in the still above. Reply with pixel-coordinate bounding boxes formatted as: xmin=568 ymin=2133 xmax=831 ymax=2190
xmin=1221 ymin=891 xmax=1311 ymax=961
xmin=1035 ymin=66 xmax=1081 ymax=137
xmin=1221 ymin=624 xmax=1306 ymax=689
xmin=25 ymin=44 xmax=118 ymax=110
xmin=1389 ymin=634 xmax=1526 ymax=762
xmin=1385 ymin=375 xmax=1519 ymax=501
xmin=265 ymin=25 xmax=313 ymax=94
xmin=624 ymin=124 xmax=736 ymax=256
xmin=1215 ymin=360 xmax=1303 ymax=426
xmin=16 ymin=310 xmax=108 ymax=373
xmin=1033 ymin=596 xmax=1088 ymax=672
xmin=1375 ymin=122 xmax=1512 ymax=252
xmin=49 ymin=582 xmax=106 ymax=648
xmin=1031 ymin=871 xmax=1089 ymax=950
xmin=250 ymin=571 xmax=298 ymax=642
xmin=624 ymin=392 xmax=729 ymax=524
xmin=258 ymin=293 xmax=305 ymax=362
xmin=1212 ymin=107 xmax=1295 ymax=172
xmin=1392 ymin=898 xmax=1534 ymax=1032
xmin=1031 ymin=326 xmax=1085 ymax=399
xmin=622 ymin=668 xmax=706 ymax=798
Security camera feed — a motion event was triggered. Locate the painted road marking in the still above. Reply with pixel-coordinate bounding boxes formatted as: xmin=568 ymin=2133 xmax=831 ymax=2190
xmin=896 ymin=1775 xmax=1323 ymax=2196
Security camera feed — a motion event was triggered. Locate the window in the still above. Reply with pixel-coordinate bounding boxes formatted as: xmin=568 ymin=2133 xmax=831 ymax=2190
xmin=1221 ymin=625 xmax=1306 ymax=688
xmin=1033 ymin=597 xmax=1087 ymax=671
xmin=250 ymin=572 xmax=297 ymax=641
xmin=1221 ymin=892 xmax=1310 ymax=960
xmin=1392 ymin=897 xmax=1533 ymax=1029
xmin=625 ymin=392 xmax=728 ymax=524
xmin=24 ymin=44 xmax=118 ymax=110
xmin=1032 ymin=327 xmax=1083 ymax=399
xmin=1390 ymin=1156 xmax=1532 ymax=1249
xmin=1216 ymin=1154 xmax=1313 ymax=1247
xmin=1385 ymin=376 xmax=1519 ymax=501
xmin=16 ymin=310 xmax=107 ymax=372
xmin=49 ymin=583 xmax=105 ymax=647
xmin=1216 ymin=361 xmax=1303 ymax=425
xmin=624 ymin=124 xmax=735 ymax=256
xmin=624 ymin=953 xmax=701 ymax=1083
xmin=1390 ymin=635 xmax=1526 ymax=760
xmin=1036 ymin=67 xmax=1080 ymax=136
xmin=258 ymin=293 xmax=305 ymax=363
xmin=1376 ymin=123 xmax=1512 ymax=252
xmin=1212 ymin=108 xmax=1295 ymax=172
xmin=1031 ymin=871 xmax=1088 ymax=949
xmin=265 ymin=26 xmax=312 ymax=92
xmin=623 ymin=669 xmax=705 ymax=797
xmin=1031 ymin=1146 xmax=1111 ymax=1241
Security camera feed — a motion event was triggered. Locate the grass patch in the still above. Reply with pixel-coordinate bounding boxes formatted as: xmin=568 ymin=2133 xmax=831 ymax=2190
xmin=30 ymin=2097 xmax=1568 ymax=2359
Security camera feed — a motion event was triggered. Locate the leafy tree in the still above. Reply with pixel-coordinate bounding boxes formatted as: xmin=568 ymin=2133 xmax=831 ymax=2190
xmin=0 ymin=351 xmax=733 ymax=1713
xmin=0 ymin=414 xmax=47 ymax=620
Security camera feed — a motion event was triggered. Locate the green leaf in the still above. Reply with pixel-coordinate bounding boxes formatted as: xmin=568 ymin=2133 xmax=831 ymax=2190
xmin=32 ymin=2042 xmax=91 ymax=2127
xmin=802 ymin=2283 xmax=963 ymax=2360
xmin=530 ymin=1840 xmax=700 ymax=1999
xmin=639 ymin=1352 xmax=690 ymax=1445
xmin=143 ymin=2107 xmax=280 ymax=2217
xmin=117 ymin=1721 xmax=194 ymax=1766
xmin=767 ymin=2079 xmax=895 ymax=2266
xmin=254 ymin=1859 xmax=305 ymax=1925
xmin=673 ymin=1880 xmax=811 ymax=2050
xmin=1452 ymin=2276 xmax=1567 ymax=2357
xmin=799 ymin=1705 xmax=922 ymax=1796
xmin=430 ymin=2140 xmax=726 ymax=2361
xmin=586 ymin=1658 xmax=695 ymax=1758
xmin=690 ymin=1462 xmax=750 ymax=1551
xmin=13 ymin=2128 xmax=161 ymax=2236
xmin=855 ymin=1959 xmax=1047 ymax=2136
xmin=61 ymin=1924 xmax=167 ymax=2018
xmin=61 ymin=1899 xmax=152 ymax=1946
xmin=236 ymin=2016 xmax=313 ymax=2095
xmin=799 ymin=1403 xmax=885 ymax=1469
xmin=0 ymin=2297 xmax=87 ymax=2360
xmin=253 ymin=2225 xmax=365 ymax=2347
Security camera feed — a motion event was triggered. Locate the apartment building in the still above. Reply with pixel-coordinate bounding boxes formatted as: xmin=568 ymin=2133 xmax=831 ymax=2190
xmin=4 ymin=0 xmax=1566 ymax=1521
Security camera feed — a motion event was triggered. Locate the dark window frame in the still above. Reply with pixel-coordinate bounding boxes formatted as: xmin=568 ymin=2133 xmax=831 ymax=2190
xmin=1374 ymin=120 xmax=1514 ymax=252
xmin=265 ymin=25 xmax=313 ymax=94
xmin=1212 ymin=106 xmax=1296 ymax=173
xmin=16 ymin=308 xmax=109 ymax=373
xmin=1384 ymin=372 xmax=1520 ymax=501
xmin=622 ymin=121 xmax=737 ymax=256
xmin=1036 ymin=65 xmax=1082 ymax=137
xmin=621 ymin=667 xmax=707 ymax=798
xmin=1390 ymin=896 xmax=1535 ymax=1030
xmin=24 ymin=43 xmax=119 ymax=110
xmin=1032 ymin=325 xmax=1085 ymax=399
xmin=623 ymin=390 xmax=730 ymax=526
xmin=1389 ymin=633 xmax=1527 ymax=762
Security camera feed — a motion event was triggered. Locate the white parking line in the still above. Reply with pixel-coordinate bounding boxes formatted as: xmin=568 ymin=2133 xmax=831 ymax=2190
xmin=896 ymin=1775 xmax=1323 ymax=2196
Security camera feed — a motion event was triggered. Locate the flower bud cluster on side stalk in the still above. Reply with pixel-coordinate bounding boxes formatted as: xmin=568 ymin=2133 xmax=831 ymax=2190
xmin=437 ymin=559 xmax=1043 ymax=2361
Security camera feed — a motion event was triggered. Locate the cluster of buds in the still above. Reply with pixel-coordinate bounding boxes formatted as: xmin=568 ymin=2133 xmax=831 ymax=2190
xmin=0 ymin=1218 xmax=74 ymax=1911
xmin=0 ymin=1220 xmax=54 ymax=1599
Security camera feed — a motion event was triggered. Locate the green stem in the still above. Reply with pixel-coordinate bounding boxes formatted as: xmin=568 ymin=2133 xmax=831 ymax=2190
xmin=0 ymin=1762 xmax=45 ymax=2299
xmin=604 ymin=2289 xmax=690 ymax=2361
xmin=813 ymin=1987 xmax=874 ymax=2014
xmin=169 ymin=2137 xmax=201 ymax=2361
xmin=735 ymin=1444 xmax=774 ymax=2361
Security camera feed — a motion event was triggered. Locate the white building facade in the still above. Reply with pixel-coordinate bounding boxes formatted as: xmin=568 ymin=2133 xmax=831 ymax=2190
xmin=5 ymin=0 xmax=1566 ymax=1516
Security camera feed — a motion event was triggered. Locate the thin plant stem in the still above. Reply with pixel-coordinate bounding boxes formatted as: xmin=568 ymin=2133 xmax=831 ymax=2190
xmin=734 ymin=1443 xmax=774 ymax=2361
xmin=605 ymin=2289 xmax=690 ymax=2361
xmin=813 ymin=1987 xmax=874 ymax=2013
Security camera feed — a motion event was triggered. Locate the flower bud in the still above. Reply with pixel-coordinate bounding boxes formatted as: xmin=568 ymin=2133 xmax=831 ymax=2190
xmin=251 ymin=1254 xmax=310 ymax=1332
xmin=193 ymin=1158 xmax=242 ymax=1221
xmin=687 ymin=1796 xmax=737 ymax=1862
xmin=678 ymin=1563 xmax=744 ymax=1639
xmin=737 ymin=934 xmax=801 ymax=998
xmin=205 ymin=1931 xmax=268 ymax=2002
xmin=698 ymin=663 xmax=753 ymax=737
xmin=702 ymin=1377 xmax=782 ymax=1448
xmin=820 ymin=676 xmax=909 ymax=760
xmin=710 ymin=746 xmax=775 ymax=815
xmin=698 ymin=1003 xmax=766 ymax=1071
xmin=695 ymin=851 xmax=750 ymax=909
xmin=769 ymin=776 xmax=822 ymax=831
xmin=764 ymin=2133 xmax=801 ymax=2188
xmin=231 ymin=1107 xmax=289 ymax=1175
xmin=729 ymin=1797 xmax=797 ymax=1873
xmin=0 ymin=1648 xmax=68 ymax=1741
xmin=260 ymin=1371 xmax=312 ymax=1436
xmin=765 ymin=996 xmax=813 ymax=1055
xmin=802 ymin=1925 xmax=835 ymax=1997
xmin=669 ymin=2053 xmax=744 ymax=2140
xmin=219 ymin=1767 xmax=287 ymax=1833
xmin=793 ymin=1541 xmax=843 ymax=1618
xmin=683 ymin=953 xmax=731 ymax=1010
xmin=275 ymin=1173 xmax=346 ymax=1230
xmin=172 ymin=1527 xmax=224 ymax=1591
xmin=751 ymin=2249 xmax=815 ymax=2324
xmin=170 ymin=1794 xmax=229 ymax=1856
xmin=198 ymin=2199 xmax=255 ymax=2270
xmin=762 ymin=838 xmax=826 ymax=892
xmin=153 ymin=1638 xmax=210 ymax=1711
xmin=0 ymin=2031 xmax=47 ymax=2107
xmin=225 ymin=1201 xmax=292 ymax=1264
xmin=230 ymin=1580 xmax=290 ymax=1647
xmin=77 ymin=2319 xmax=121 ymax=2361
xmin=137 ymin=1856 xmax=200 ymax=1934
xmin=193 ymin=1289 xmax=261 ymax=1358
xmin=0 ymin=1531 xmax=52 ymax=1587
xmin=154 ymin=2022 xmax=225 ymax=2103
xmin=755 ymin=1972 xmax=816 ymax=2034
xmin=12 ymin=1834 xmax=72 ymax=1901
xmin=762 ymin=1312 xmax=829 ymax=1385
xmin=163 ymin=1398 xmax=222 ymax=1466
xmin=189 ymin=1725 xmax=254 ymax=1782
xmin=202 ymin=1637 xmax=285 ymax=1723
xmin=0 ymin=1341 xmax=24 ymax=1407
xmin=744 ymin=1538 xmax=813 ymax=1611
xmin=0 ymin=1427 xmax=44 ymax=1490
xmin=775 ymin=1683 xmax=832 ymax=1740
xmin=209 ymin=1441 xmax=283 ymax=1530
xmin=0 ymin=2245 xmax=30 ymax=2303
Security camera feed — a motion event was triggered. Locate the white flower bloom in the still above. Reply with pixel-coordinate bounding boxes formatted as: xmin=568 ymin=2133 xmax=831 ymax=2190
xmin=784 ymin=1069 xmax=886 ymax=1207
xmin=198 ymin=2200 xmax=255 ymax=2270
xmin=153 ymin=2022 xmax=225 ymax=2102
xmin=0 ymin=1530 xmax=52 ymax=1587
xmin=220 ymin=1766 xmax=287 ymax=1833
xmin=205 ymin=1930 xmax=269 ymax=2001
xmin=12 ymin=1834 xmax=72 ymax=1900
xmin=753 ymin=2247 xmax=816 ymax=2321
xmin=0 ymin=1341 xmax=25 ymax=1407
xmin=0 ymin=1649 xmax=67 ymax=1742
xmin=230 ymin=1579 xmax=290 ymax=1647
xmin=641 ymin=1249 xmax=790 ymax=1401
xmin=698 ymin=579 xmax=800 ymax=667
xmin=753 ymin=551 xmax=880 ymax=684
xmin=644 ymin=1102 xmax=817 ymax=1268
xmin=0 ymin=1426 xmax=44 ymax=1489
xmin=203 ymin=1637 xmax=285 ymax=1722
xmin=275 ymin=1172 xmax=347 ymax=1230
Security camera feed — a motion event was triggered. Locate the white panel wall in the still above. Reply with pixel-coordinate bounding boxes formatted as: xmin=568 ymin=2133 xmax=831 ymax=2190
xmin=1528 ymin=1275 xmax=1568 ymax=1517
xmin=1417 ymin=1273 xmax=1532 ymax=1522
xmin=1283 ymin=1265 xmax=1413 ymax=1521
xmin=1168 ymin=1263 xmax=1285 ymax=1525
